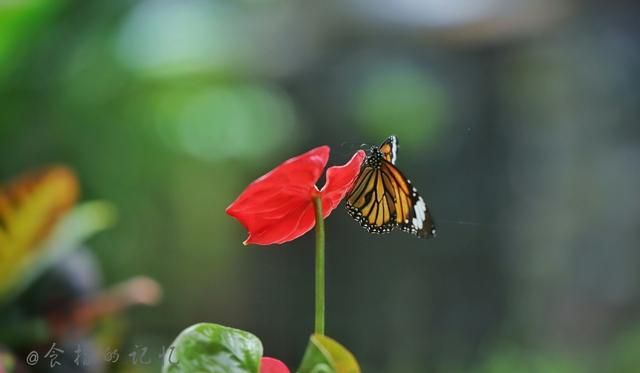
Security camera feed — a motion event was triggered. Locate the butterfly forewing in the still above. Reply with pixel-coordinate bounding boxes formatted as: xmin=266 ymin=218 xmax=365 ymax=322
xmin=381 ymin=160 xmax=435 ymax=238
xmin=378 ymin=135 xmax=398 ymax=165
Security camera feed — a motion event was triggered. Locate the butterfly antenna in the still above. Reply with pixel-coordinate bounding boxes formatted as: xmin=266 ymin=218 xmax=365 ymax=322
xmin=337 ymin=141 xmax=373 ymax=151
xmin=338 ymin=141 xmax=363 ymax=149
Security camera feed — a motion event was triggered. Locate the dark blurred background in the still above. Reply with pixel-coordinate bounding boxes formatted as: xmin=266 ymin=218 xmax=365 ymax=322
xmin=1 ymin=0 xmax=640 ymax=372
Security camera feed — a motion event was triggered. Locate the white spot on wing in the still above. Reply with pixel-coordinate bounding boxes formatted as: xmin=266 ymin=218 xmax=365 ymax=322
xmin=411 ymin=197 xmax=426 ymax=230
xmin=390 ymin=136 xmax=397 ymax=165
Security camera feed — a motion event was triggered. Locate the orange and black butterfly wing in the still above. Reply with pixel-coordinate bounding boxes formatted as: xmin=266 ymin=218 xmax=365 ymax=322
xmin=345 ymin=166 xmax=398 ymax=234
xmin=380 ymin=160 xmax=436 ymax=238
xmin=378 ymin=135 xmax=398 ymax=165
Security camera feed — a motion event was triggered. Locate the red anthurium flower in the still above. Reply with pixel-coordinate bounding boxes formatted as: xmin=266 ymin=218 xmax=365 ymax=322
xmin=259 ymin=357 xmax=290 ymax=373
xmin=226 ymin=146 xmax=365 ymax=245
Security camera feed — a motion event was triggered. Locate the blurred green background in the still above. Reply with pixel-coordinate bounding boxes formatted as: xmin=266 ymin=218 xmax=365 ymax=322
xmin=1 ymin=0 xmax=640 ymax=372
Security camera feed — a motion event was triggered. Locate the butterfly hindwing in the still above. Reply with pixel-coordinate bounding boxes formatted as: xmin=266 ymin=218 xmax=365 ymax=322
xmin=346 ymin=166 xmax=397 ymax=234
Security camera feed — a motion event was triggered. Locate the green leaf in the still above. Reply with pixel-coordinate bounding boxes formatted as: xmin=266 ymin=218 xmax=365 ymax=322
xmin=0 ymin=200 xmax=116 ymax=304
xmin=298 ymin=334 xmax=360 ymax=373
xmin=163 ymin=323 xmax=263 ymax=373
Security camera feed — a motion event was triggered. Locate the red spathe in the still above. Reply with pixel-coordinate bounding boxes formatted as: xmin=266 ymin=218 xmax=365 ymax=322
xmin=259 ymin=357 xmax=290 ymax=373
xmin=226 ymin=146 xmax=365 ymax=245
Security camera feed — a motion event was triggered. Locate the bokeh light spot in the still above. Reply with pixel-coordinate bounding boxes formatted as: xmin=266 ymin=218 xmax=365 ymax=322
xmin=353 ymin=60 xmax=448 ymax=151
xmin=153 ymin=84 xmax=297 ymax=162
xmin=115 ymin=0 xmax=246 ymax=76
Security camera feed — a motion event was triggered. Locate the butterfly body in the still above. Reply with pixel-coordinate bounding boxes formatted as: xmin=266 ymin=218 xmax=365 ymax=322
xmin=345 ymin=136 xmax=436 ymax=238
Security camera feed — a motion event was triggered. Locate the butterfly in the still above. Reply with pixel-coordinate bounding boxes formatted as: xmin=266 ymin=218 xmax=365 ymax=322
xmin=345 ymin=135 xmax=436 ymax=238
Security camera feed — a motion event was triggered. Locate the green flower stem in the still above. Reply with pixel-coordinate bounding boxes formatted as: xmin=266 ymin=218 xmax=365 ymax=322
xmin=312 ymin=196 xmax=325 ymax=335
